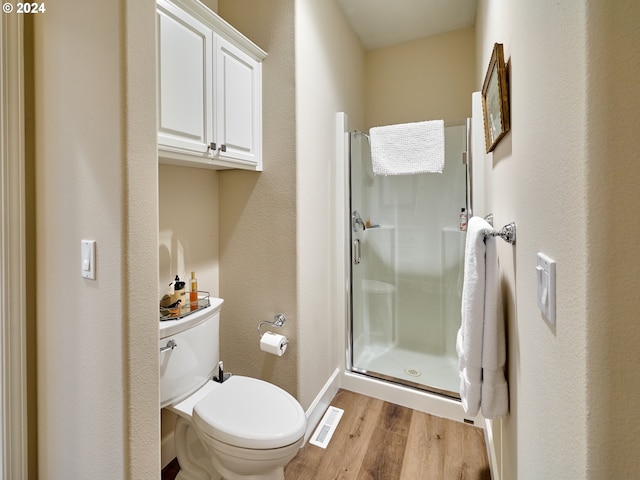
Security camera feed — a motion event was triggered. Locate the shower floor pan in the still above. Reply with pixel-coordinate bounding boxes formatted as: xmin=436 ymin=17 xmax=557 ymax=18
xmin=353 ymin=346 xmax=460 ymax=400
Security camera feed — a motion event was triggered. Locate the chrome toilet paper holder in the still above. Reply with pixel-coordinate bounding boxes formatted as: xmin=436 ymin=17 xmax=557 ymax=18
xmin=258 ymin=313 xmax=287 ymax=338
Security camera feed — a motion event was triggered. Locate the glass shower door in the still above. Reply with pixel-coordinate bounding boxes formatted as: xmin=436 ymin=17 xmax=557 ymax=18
xmin=348 ymin=124 xmax=468 ymax=398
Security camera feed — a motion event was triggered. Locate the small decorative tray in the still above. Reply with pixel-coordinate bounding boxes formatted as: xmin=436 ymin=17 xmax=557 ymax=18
xmin=160 ymin=291 xmax=211 ymax=322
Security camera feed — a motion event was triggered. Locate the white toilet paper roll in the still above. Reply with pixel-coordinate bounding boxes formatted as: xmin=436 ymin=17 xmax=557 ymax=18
xmin=260 ymin=331 xmax=288 ymax=356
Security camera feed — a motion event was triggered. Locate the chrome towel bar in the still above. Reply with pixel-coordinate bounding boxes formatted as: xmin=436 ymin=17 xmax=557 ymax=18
xmin=483 ymin=214 xmax=516 ymax=245
xmin=484 ymin=222 xmax=516 ymax=245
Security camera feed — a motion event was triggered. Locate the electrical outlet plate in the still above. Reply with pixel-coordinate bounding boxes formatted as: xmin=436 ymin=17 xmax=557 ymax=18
xmin=536 ymin=252 xmax=556 ymax=326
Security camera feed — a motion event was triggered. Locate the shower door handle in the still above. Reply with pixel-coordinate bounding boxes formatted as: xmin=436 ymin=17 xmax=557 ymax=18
xmin=353 ymin=238 xmax=361 ymax=265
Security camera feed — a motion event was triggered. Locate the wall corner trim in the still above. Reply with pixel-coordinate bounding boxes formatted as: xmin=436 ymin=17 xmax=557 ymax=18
xmin=0 ymin=11 xmax=29 ymax=480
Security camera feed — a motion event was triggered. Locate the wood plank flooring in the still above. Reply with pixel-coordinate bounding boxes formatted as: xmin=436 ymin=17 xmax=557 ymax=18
xmin=285 ymin=389 xmax=491 ymax=480
xmin=162 ymin=389 xmax=491 ymax=480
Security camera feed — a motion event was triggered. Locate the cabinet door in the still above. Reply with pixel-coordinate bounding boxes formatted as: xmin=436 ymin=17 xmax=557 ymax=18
xmin=157 ymin=0 xmax=213 ymax=155
xmin=215 ymin=36 xmax=262 ymax=169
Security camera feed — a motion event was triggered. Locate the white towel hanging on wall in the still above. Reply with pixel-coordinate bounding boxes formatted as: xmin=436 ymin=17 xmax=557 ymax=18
xmin=369 ymin=120 xmax=445 ymax=175
xmin=456 ymin=216 xmax=509 ymax=419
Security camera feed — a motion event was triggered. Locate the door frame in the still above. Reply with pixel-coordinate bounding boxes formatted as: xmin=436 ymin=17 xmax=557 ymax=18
xmin=0 ymin=12 xmax=29 ymax=479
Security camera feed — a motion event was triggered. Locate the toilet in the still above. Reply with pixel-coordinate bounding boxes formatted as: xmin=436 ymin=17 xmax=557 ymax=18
xmin=160 ymin=298 xmax=306 ymax=480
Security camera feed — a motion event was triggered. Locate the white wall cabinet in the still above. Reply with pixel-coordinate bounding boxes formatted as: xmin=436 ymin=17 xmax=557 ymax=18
xmin=157 ymin=0 xmax=266 ymax=170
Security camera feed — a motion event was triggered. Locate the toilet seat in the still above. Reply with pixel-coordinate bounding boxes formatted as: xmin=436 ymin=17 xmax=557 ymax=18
xmin=193 ymin=375 xmax=306 ymax=450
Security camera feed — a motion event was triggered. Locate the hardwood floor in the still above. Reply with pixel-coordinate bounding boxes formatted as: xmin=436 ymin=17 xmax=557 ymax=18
xmin=285 ymin=389 xmax=491 ymax=479
xmin=163 ymin=389 xmax=491 ymax=480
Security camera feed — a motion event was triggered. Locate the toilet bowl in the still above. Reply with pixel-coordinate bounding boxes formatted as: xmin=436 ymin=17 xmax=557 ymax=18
xmin=160 ymin=300 xmax=306 ymax=480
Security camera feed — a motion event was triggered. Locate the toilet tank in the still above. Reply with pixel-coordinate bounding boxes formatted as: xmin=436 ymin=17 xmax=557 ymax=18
xmin=159 ymin=297 xmax=224 ymax=408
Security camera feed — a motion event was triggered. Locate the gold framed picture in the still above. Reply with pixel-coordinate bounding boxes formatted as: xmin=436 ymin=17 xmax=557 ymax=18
xmin=482 ymin=43 xmax=510 ymax=153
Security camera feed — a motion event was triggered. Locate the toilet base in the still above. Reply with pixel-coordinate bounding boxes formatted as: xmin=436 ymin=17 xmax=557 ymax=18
xmin=174 ymin=416 xmax=222 ymax=480
xmin=174 ymin=416 xmax=294 ymax=480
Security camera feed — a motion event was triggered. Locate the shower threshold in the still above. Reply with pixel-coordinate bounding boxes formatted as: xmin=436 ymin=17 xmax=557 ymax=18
xmin=351 ymin=346 xmax=461 ymax=401
xmin=350 ymin=366 xmax=461 ymax=401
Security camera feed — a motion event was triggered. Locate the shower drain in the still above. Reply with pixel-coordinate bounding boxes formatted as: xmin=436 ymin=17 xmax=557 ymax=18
xmin=404 ymin=368 xmax=422 ymax=377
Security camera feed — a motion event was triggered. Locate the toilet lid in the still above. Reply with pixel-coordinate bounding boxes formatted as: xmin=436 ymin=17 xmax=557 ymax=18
xmin=193 ymin=376 xmax=306 ymax=450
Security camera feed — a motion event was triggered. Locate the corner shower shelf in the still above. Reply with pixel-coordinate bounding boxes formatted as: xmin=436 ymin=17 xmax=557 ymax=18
xmin=362 ymin=279 xmax=396 ymax=294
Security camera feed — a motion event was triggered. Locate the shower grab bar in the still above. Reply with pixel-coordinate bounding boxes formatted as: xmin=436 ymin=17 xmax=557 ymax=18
xmin=483 ymin=214 xmax=516 ymax=245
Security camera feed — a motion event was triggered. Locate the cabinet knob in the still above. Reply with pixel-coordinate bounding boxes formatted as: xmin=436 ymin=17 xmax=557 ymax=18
xmin=208 ymin=142 xmax=217 ymax=152
xmin=219 ymin=144 xmax=227 ymax=153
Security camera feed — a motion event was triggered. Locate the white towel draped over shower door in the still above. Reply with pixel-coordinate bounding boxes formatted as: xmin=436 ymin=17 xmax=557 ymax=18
xmin=369 ymin=120 xmax=445 ymax=175
xmin=456 ymin=216 xmax=508 ymax=419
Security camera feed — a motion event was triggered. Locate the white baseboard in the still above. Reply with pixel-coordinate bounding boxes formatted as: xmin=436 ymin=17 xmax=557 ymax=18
xmin=303 ymin=367 xmax=341 ymax=444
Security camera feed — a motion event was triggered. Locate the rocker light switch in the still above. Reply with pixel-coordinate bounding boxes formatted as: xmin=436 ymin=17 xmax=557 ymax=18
xmin=536 ymin=252 xmax=555 ymax=326
xmin=81 ymin=240 xmax=96 ymax=280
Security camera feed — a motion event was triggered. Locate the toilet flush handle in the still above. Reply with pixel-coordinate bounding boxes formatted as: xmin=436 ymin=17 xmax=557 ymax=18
xmin=159 ymin=339 xmax=178 ymax=353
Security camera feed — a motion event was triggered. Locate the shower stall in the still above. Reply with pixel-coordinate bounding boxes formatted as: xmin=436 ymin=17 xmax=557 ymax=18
xmin=346 ymin=121 xmax=470 ymax=399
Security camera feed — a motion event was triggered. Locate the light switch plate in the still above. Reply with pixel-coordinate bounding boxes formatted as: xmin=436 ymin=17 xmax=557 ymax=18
xmin=81 ymin=240 xmax=96 ymax=280
xmin=536 ymin=252 xmax=556 ymax=326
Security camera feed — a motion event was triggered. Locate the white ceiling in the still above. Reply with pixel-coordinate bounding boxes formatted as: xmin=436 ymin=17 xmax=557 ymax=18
xmin=337 ymin=0 xmax=478 ymax=51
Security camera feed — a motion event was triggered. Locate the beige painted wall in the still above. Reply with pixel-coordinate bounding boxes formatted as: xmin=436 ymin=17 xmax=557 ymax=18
xmin=477 ymin=1 xmax=589 ymax=477
xmin=477 ymin=0 xmax=640 ymax=478
xmin=32 ymin=0 xmax=158 ymax=478
xmin=216 ymin=0 xmax=299 ymax=398
xmin=216 ymin=0 xmax=365 ymax=409
xmin=583 ymin=0 xmax=640 ymax=476
xmin=295 ymin=0 xmax=365 ymax=408
xmin=365 ymin=27 xmax=476 ymax=129
xmin=158 ymin=165 xmax=220 ymax=300
xmin=200 ymin=0 xmax=218 ymax=12
xmin=123 ymin=2 xmax=160 ymax=477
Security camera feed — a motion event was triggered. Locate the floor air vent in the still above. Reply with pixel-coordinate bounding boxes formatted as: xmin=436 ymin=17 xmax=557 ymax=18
xmin=309 ymin=406 xmax=344 ymax=449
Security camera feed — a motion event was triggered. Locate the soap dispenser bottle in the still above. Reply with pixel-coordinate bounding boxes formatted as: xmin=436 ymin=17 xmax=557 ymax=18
xmin=174 ymin=275 xmax=186 ymax=314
